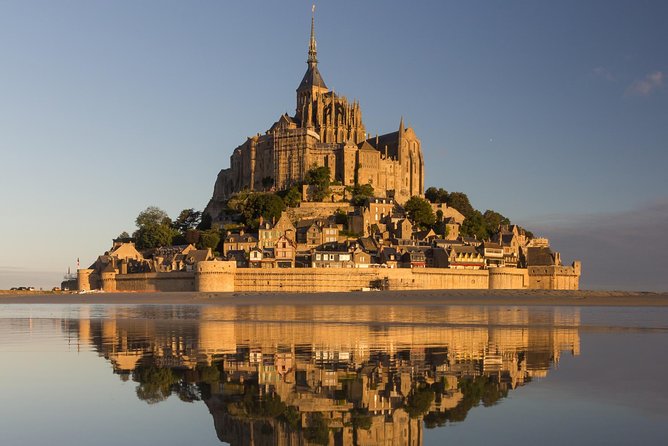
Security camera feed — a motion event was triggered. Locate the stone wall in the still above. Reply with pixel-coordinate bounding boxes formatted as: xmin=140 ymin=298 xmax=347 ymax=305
xmin=528 ymin=261 xmax=581 ymax=290
xmin=208 ymin=264 xmax=490 ymax=292
xmin=489 ymin=268 xmax=529 ymax=289
xmin=79 ymin=261 xmax=579 ymax=293
xmin=114 ymin=272 xmax=196 ymax=292
xmin=234 ymin=267 xmax=379 ymax=292
xmin=286 ymin=202 xmax=353 ymax=222
xmin=384 ymin=268 xmax=489 ymax=290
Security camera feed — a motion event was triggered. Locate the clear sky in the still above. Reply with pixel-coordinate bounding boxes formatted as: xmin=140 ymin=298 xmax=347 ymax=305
xmin=0 ymin=1 xmax=666 ymax=290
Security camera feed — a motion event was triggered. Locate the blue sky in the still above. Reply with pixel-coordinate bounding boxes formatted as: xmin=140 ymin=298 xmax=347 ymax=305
xmin=0 ymin=1 xmax=666 ymax=290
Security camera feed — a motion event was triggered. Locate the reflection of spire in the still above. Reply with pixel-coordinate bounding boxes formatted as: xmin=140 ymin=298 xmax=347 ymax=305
xmin=308 ymin=5 xmax=317 ymax=66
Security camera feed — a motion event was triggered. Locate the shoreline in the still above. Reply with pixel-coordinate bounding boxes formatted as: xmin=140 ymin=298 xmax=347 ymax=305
xmin=1 ymin=289 xmax=667 ymax=306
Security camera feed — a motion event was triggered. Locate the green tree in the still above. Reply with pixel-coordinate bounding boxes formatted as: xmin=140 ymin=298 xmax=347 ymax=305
xmin=348 ymin=183 xmax=375 ymax=206
xmin=173 ymin=208 xmax=202 ymax=234
xmin=334 ymin=209 xmax=348 ymax=226
xmin=198 ymin=229 xmax=221 ymax=251
xmin=425 ymin=187 xmax=449 ymax=203
xmin=136 ymin=206 xmax=171 ymax=228
xmin=197 ymin=213 xmax=212 ymax=231
xmin=446 ymin=192 xmax=475 ymax=218
xmin=134 ymin=224 xmax=175 ymax=249
xmin=461 ymin=210 xmax=488 ymax=239
xmin=280 ymin=186 xmax=302 ymax=208
xmin=483 ymin=209 xmax=510 ymax=233
xmin=116 ymin=231 xmax=131 ymax=240
xmin=405 ymin=385 xmax=435 ymax=418
xmin=305 ymin=166 xmax=331 ymax=202
xmin=244 ymin=193 xmax=286 ymax=224
xmin=132 ymin=206 xmax=176 ymax=249
xmin=304 ymin=412 xmax=330 ymax=445
xmin=404 ymin=196 xmax=436 ymax=229
xmin=133 ymin=366 xmax=178 ymax=404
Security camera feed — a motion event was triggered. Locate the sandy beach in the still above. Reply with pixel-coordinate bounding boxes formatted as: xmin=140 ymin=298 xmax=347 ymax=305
xmin=1 ymin=289 xmax=667 ymax=306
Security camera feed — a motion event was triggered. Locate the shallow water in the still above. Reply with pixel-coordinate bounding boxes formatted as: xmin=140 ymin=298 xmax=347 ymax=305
xmin=1 ymin=303 xmax=667 ymax=445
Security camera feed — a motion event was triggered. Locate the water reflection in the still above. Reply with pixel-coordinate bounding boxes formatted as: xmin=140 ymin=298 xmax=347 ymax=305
xmin=58 ymin=305 xmax=580 ymax=445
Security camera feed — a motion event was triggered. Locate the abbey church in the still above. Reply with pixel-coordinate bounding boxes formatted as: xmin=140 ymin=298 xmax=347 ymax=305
xmin=206 ymin=12 xmax=424 ymax=218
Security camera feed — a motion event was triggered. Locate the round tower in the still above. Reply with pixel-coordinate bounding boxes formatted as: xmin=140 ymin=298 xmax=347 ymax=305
xmin=100 ymin=264 xmax=117 ymax=292
xmin=196 ymin=260 xmax=236 ymax=292
xmin=77 ymin=269 xmax=94 ymax=292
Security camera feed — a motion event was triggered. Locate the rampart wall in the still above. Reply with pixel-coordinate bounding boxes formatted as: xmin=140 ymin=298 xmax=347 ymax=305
xmin=114 ymin=272 xmax=195 ymax=292
xmin=528 ymin=261 xmax=581 ymax=291
xmin=78 ymin=261 xmax=577 ymax=293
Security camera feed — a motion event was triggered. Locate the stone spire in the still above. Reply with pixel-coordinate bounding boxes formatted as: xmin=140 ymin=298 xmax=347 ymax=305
xmin=297 ymin=5 xmax=327 ymax=92
xmin=308 ymin=5 xmax=317 ymax=66
xmin=398 ymin=116 xmax=405 ymax=163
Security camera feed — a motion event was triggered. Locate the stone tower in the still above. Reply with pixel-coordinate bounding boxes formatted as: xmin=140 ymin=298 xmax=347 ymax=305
xmin=294 ymin=9 xmax=366 ymax=144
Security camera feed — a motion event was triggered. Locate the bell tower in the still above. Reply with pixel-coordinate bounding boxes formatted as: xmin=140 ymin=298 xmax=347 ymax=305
xmin=296 ymin=5 xmax=328 ymax=126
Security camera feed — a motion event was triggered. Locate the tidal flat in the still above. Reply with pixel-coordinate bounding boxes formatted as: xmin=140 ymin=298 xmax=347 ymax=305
xmin=1 ymin=294 xmax=667 ymax=445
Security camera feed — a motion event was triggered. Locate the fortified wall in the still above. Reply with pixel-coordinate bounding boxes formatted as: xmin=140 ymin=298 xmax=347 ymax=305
xmin=78 ymin=261 xmax=580 ymax=292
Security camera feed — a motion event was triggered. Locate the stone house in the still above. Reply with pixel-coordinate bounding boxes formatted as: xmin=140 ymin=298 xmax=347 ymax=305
xmin=414 ymin=228 xmax=437 ymax=243
xmin=350 ymin=197 xmax=396 ymax=236
xmin=446 ymin=246 xmax=485 ymax=270
xmin=109 ymin=241 xmax=144 ymax=262
xmin=443 ymin=217 xmax=460 ymax=240
xmin=249 ymin=247 xmax=263 ymax=267
xmin=431 ymin=203 xmax=465 ymax=225
xmin=298 ymin=219 xmax=341 ymax=247
xmin=152 ymin=244 xmax=196 ymax=272
xmin=400 ymin=248 xmax=427 ymax=268
xmin=273 ymin=235 xmax=296 ymax=268
xmin=225 ymin=250 xmax=248 ymax=268
xmin=495 ymin=232 xmax=521 ymax=267
xmin=312 ymin=244 xmax=354 ymax=268
xmin=258 ymin=212 xmax=296 ymax=248
xmin=391 ymin=219 xmax=414 ymax=240
xmin=430 ymin=247 xmax=449 ymax=268
xmin=379 ymin=247 xmax=399 ymax=268
xmin=222 ymin=231 xmax=258 ymax=256
xmin=352 ymin=249 xmax=371 ymax=268
xmin=249 ymin=248 xmax=278 ymax=268
xmin=478 ymin=242 xmax=504 ymax=268
xmin=184 ymin=248 xmax=215 ymax=271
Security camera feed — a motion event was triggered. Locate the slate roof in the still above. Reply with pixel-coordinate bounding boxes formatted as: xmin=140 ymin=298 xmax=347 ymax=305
xmin=298 ymin=64 xmax=327 ymax=90
xmin=363 ymin=131 xmax=400 ymax=158
xmin=450 ymin=245 xmax=480 ymax=255
xmin=185 ymin=249 xmax=212 ymax=264
xmin=101 ymin=263 xmax=116 ymax=273
xmin=358 ymin=237 xmax=378 ymax=253
xmin=225 ymin=233 xmax=258 ymax=243
xmin=526 ymin=247 xmax=557 ymax=266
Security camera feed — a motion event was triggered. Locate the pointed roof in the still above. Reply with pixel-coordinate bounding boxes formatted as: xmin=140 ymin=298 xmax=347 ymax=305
xmin=298 ymin=7 xmax=327 ymax=91
xmin=298 ymin=64 xmax=327 ymax=90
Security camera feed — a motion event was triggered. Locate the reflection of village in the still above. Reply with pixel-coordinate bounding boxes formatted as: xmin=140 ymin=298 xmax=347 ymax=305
xmin=67 ymin=306 xmax=580 ymax=445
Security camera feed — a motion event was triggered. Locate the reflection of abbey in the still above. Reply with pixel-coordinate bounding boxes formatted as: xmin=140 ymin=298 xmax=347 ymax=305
xmin=68 ymin=305 xmax=580 ymax=446
xmin=206 ymin=13 xmax=424 ymax=211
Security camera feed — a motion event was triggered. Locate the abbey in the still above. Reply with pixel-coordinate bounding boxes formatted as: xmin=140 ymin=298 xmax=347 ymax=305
xmin=206 ymin=13 xmax=424 ymax=219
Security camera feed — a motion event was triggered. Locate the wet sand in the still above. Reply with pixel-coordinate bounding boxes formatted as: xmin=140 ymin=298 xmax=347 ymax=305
xmin=1 ymin=289 xmax=667 ymax=306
